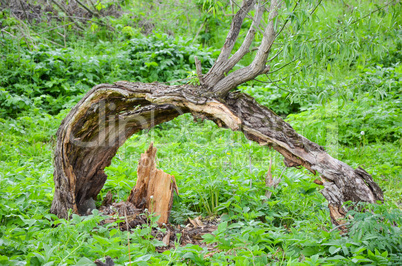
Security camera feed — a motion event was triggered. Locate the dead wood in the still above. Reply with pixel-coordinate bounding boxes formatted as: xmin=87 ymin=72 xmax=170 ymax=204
xmin=50 ymin=82 xmax=383 ymax=226
xmin=264 ymin=158 xmax=281 ymax=200
xmin=50 ymin=0 xmax=384 ymax=226
xmin=127 ymin=143 xmax=179 ymax=224
xmin=101 ymin=191 xmax=113 ymax=207
xmin=0 ymin=0 xmax=122 ymax=26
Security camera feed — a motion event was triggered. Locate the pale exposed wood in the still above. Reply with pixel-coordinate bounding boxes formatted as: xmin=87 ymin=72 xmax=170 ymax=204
xmin=162 ymin=230 xmax=171 ymax=246
xmin=127 ymin=143 xmax=157 ymax=208
xmin=127 ymin=143 xmax=178 ymax=224
xmin=189 ymin=216 xmax=204 ymax=227
xmin=265 ymin=158 xmax=281 ymax=199
xmin=328 ymin=203 xmax=347 ymax=231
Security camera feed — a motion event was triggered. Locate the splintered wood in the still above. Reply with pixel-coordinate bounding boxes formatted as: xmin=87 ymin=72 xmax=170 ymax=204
xmin=127 ymin=143 xmax=179 ymax=224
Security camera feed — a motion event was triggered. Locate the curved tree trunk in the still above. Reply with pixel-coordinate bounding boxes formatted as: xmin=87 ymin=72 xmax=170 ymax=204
xmin=51 ymin=81 xmax=383 ymax=226
xmin=51 ymin=0 xmax=384 ymax=226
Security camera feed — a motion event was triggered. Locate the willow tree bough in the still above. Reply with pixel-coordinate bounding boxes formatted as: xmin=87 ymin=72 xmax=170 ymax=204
xmin=51 ymin=0 xmax=383 ymax=226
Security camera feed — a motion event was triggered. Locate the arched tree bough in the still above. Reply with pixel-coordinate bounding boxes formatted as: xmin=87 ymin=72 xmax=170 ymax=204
xmin=51 ymin=0 xmax=384 ymax=226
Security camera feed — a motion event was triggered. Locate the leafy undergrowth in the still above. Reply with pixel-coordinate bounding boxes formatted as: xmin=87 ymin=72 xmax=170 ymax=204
xmin=1 ymin=0 xmax=402 ymax=264
xmin=1 ymin=109 xmax=401 ymax=265
xmin=0 ymin=34 xmax=216 ymax=118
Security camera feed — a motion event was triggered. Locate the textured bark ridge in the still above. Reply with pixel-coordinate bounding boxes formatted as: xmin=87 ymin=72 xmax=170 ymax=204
xmin=50 ymin=82 xmax=383 ymax=225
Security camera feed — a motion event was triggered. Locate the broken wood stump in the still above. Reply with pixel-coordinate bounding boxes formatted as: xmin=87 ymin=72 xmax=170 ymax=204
xmin=99 ymin=143 xmax=179 ymax=225
xmin=126 ymin=143 xmax=179 ymax=224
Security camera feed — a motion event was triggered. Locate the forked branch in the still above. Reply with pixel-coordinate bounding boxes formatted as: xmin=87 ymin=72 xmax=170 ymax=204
xmin=214 ymin=0 xmax=256 ymax=63
xmin=220 ymin=3 xmax=265 ymax=78
xmin=51 ymin=82 xmax=383 ymax=226
xmin=203 ymin=0 xmax=256 ymax=88
xmin=211 ymin=0 xmax=279 ymax=96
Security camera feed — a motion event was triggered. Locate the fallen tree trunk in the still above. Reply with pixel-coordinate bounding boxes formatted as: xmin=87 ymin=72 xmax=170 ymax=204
xmin=51 ymin=0 xmax=384 ymax=226
xmin=50 ymin=81 xmax=383 ymax=226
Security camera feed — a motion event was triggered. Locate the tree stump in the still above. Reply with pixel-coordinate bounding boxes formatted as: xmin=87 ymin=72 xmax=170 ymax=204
xmin=127 ymin=143 xmax=179 ymax=224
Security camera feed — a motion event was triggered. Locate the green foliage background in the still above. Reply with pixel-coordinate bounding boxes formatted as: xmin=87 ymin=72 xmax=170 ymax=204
xmin=0 ymin=0 xmax=401 ymax=265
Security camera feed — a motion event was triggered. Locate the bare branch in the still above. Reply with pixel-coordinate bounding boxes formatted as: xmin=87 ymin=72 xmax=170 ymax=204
xmin=215 ymin=0 xmax=256 ymax=62
xmin=51 ymin=0 xmax=85 ymax=31
xmin=18 ymin=0 xmax=31 ymax=25
xmin=222 ymin=3 xmax=265 ymax=76
xmin=37 ymin=22 xmax=76 ymax=34
xmin=212 ymin=0 xmax=280 ymax=96
xmin=76 ymin=0 xmax=98 ymax=17
xmin=194 ymin=56 xmax=204 ymax=85
xmin=202 ymin=0 xmax=256 ymax=88
xmin=267 ymin=47 xmax=283 ymax=62
xmin=268 ymin=58 xmax=298 ymax=74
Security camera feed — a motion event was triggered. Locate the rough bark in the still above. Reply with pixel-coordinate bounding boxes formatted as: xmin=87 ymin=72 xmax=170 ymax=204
xmin=50 ymin=83 xmax=184 ymax=218
xmin=202 ymin=0 xmax=256 ymax=89
xmin=50 ymin=0 xmax=383 ymax=225
xmin=50 ymin=81 xmax=383 ymax=225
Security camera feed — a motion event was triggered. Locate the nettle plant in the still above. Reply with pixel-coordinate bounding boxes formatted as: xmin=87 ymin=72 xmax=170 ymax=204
xmin=127 ymin=33 xmax=216 ymax=83
xmin=0 ymin=33 xmax=217 ymax=118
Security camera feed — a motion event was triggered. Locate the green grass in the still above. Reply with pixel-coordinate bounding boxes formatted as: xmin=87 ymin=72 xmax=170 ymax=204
xmin=1 ymin=0 xmax=402 ymax=264
xmin=1 ymin=109 xmax=401 ymax=264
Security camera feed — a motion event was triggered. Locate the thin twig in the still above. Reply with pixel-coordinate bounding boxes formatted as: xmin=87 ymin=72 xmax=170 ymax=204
xmin=329 ymin=222 xmax=350 ymax=232
xmin=267 ymin=47 xmax=284 ymax=62
xmin=9 ymin=14 xmax=36 ymax=49
xmin=268 ymin=58 xmax=298 ymax=74
xmin=257 ymin=62 xmax=313 ymax=84
xmin=275 ymin=0 xmax=300 ymax=38
xmin=50 ymin=0 xmax=85 ymax=31
xmin=1 ymin=29 xmax=16 ymax=38
xmin=310 ymin=0 xmax=323 ymax=16
xmin=88 ymin=0 xmax=102 ymax=16
xmin=37 ymin=21 xmax=75 ymax=34
xmin=75 ymin=0 xmax=108 ymax=28
xmin=13 ymin=13 xmax=64 ymax=47
xmin=75 ymin=0 xmax=98 ymax=17
xmin=18 ymin=0 xmax=31 ymax=25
